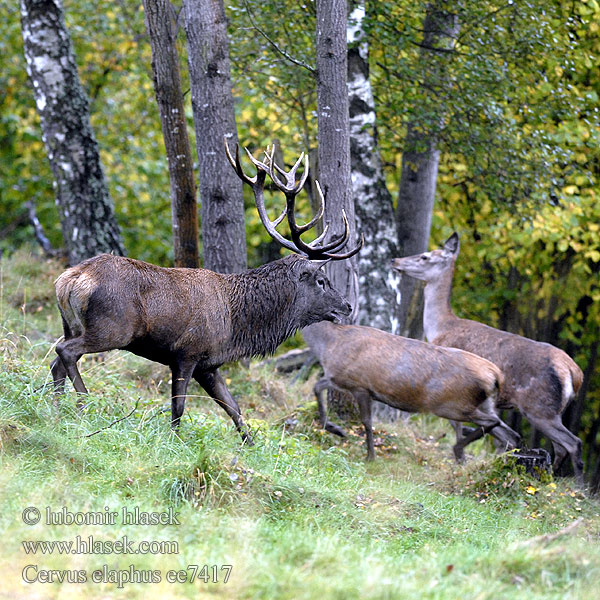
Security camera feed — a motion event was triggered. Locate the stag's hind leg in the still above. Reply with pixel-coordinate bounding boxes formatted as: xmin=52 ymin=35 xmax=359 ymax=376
xmin=55 ymin=337 xmax=90 ymax=397
xmin=50 ymin=356 xmax=68 ymax=396
xmin=170 ymin=360 xmax=197 ymax=428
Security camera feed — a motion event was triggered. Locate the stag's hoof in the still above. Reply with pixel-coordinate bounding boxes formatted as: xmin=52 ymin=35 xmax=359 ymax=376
xmin=324 ymin=421 xmax=347 ymax=438
xmin=453 ymin=445 xmax=466 ymax=463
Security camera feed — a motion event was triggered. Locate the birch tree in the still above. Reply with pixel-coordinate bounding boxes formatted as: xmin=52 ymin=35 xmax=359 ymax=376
xmin=20 ymin=0 xmax=124 ymax=265
xmin=347 ymin=0 xmax=399 ymax=422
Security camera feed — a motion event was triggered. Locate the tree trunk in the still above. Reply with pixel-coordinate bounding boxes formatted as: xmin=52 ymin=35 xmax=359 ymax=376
xmin=20 ymin=0 xmax=125 ymax=266
xmin=396 ymin=1 xmax=460 ymax=338
xmin=315 ymin=0 xmax=360 ymax=421
xmin=347 ymin=0 xmax=399 ymax=423
xmin=143 ymin=0 xmax=199 ymax=268
xmin=182 ymin=0 xmax=246 ymax=274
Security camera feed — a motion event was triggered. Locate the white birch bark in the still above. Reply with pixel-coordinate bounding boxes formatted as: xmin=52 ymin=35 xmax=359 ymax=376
xmin=348 ymin=0 xmax=400 ymax=422
xmin=20 ymin=0 xmax=124 ymax=265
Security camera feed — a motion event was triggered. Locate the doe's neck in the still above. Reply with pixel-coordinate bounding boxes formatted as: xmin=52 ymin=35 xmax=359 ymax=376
xmin=422 ymin=269 xmax=456 ymax=342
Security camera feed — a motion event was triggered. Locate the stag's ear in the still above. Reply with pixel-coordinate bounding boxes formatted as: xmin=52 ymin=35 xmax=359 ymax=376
xmin=315 ymin=258 xmax=333 ymax=272
xmin=443 ymin=232 xmax=460 ymax=255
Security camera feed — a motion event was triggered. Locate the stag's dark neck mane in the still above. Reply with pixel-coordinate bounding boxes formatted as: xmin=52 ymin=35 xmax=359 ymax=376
xmin=223 ymin=255 xmax=306 ymax=361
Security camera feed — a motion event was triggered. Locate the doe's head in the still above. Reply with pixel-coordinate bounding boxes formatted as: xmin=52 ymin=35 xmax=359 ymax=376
xmin=392 ymin=232 xmax=460 ymax=283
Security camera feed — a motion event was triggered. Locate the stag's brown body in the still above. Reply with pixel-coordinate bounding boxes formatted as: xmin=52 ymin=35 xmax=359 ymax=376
xmin=393 ymin=233 xmax=584 ymax=484
xmin=51 ymin=142 xmax=360 ymax=438
xmin=303 ymin=321 xmax=520 ymax=461
xmin=52 ymin=254 xmax=351 ymax=436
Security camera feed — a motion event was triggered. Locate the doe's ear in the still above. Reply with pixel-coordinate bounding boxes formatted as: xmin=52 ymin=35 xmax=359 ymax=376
xmin=442 ymin=232 xmax=460 ymax=255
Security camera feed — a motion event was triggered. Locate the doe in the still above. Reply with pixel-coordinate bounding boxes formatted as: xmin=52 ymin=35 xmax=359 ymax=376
xmin=393 ymin=233 xmax=584 ymax=484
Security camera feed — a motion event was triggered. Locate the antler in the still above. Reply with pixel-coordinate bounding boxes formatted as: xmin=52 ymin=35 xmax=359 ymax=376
xmin=225 ymin=139 xmax=363 ymax=260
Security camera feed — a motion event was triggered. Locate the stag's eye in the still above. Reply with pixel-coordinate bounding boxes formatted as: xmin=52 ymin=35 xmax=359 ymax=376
xmin=420 ymin=255 xmax=428 ymax=261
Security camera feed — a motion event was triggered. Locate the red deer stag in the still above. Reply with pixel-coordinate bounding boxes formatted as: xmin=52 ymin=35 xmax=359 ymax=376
xmin=303 ymin=321 xmax=520 ymax=462
xmin=392 ymin=233 xmax=584 ymax=485
xmin=50 ymin=142 xmax=361 ymax=441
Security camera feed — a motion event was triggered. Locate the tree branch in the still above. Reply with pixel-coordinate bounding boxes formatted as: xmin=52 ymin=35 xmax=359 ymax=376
xmin=243 ymin=0 xmax=316 ymax=74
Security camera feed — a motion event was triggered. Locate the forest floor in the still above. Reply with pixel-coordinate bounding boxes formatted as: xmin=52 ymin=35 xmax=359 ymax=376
xmin=1 ymin=249 xmax=599 ymax=600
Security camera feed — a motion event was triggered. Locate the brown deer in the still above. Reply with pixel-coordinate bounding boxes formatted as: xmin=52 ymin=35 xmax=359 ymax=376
xmin=303 ymin=321 xmax=520 ymax=462
xmin=392 ymin=233 xmax=584 ymax=484
xmin=50 ymin=143 xmax=361 ymax=441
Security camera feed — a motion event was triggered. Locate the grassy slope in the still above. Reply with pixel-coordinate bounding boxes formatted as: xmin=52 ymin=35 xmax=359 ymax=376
xmin=1 ymin=250 xmax=599 ymax=600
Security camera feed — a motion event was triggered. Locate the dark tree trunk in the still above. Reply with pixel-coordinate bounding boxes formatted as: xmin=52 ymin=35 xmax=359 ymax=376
xmin=396 ymin=1 xmax=460 ymax=338
xmin=316 ymin=0 xmax=359 ymax=312
xmin=143 ymin=0 xmax=199 ymax=268
xmin=315 ymin=0 xmax=360 ymax=421
xmin=20 ymin=0 xmax=125 ymax=266
xmin=348 ymin=0 xmax=399 ymax=423
xmin=182 ymin=0 xmax=246 ymax=274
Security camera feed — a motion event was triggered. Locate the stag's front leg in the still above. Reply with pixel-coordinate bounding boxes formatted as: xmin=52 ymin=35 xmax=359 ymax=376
xmin=194 ymin=368 xmax=252 ymax=444
xmin=171 ymin=361 xmax=196 ymax=428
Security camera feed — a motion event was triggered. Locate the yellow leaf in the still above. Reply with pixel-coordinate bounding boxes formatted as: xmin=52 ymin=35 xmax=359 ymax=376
xmin=586 ymin=250 xmax=600 ymax=262
xmin=562 ymin=185 xmax=579 ymax=195
xmin=526 ymin=486 xmax=537 ymax=495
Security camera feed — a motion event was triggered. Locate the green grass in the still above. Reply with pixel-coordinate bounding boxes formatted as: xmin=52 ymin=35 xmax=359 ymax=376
xmin=1 ymin=249 xmax=599 ymax=599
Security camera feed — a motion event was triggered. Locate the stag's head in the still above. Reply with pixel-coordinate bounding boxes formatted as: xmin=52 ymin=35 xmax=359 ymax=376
xmin=225 ymin=139 xmax=361 ymax=322
xmin=392 ymin=232 xmax=460 ymax=283
xmin=280 ymin=255 xmax=352 ymax=325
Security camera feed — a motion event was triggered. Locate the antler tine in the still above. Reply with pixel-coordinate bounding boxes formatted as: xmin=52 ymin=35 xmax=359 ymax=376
xmin=263 ymin=146 xmax=324 ymax=255
xmin=225 ymin=138 xmax=299 ymax=255
xmin=318 ymin=230 xmax=364 ymax=260
xmin=243 ymin=145 xmax=271 ymax=174
xmin=295 ymin=183 xmax=352 ymax=254
xmin=271 ymin=152 xmax=309 ymax=194
xmin=291 ymin=178 xmax=325 ymax=234
xmin=301 ymin=209 xmax=363 ymax=260
xmin=224 ymin=138 xmax=256 ymax=185
xmin=225 ymin=138 xmax=362 ymax=260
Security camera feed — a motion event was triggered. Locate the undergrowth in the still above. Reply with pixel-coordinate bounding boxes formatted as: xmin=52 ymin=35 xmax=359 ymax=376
xmin=1 ymin=249 xmax=599 ymax=600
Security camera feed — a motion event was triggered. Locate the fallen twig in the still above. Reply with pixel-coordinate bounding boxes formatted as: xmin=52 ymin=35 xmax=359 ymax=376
xmin=517 ymin=518 xmax=583 ymax=548
xmin=81 ymin=401 xmax=139 ymax=438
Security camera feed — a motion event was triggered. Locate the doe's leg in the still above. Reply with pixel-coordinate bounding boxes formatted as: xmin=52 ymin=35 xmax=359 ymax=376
xmin=314 ymin=378 xmax=347 ymax=438
xmin=354 ymin=390 xmax=374 ymax=462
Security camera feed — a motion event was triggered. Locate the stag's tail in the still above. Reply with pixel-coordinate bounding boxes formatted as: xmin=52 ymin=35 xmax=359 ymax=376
xmin=55 ymin=267 xmax=97 ymax=338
